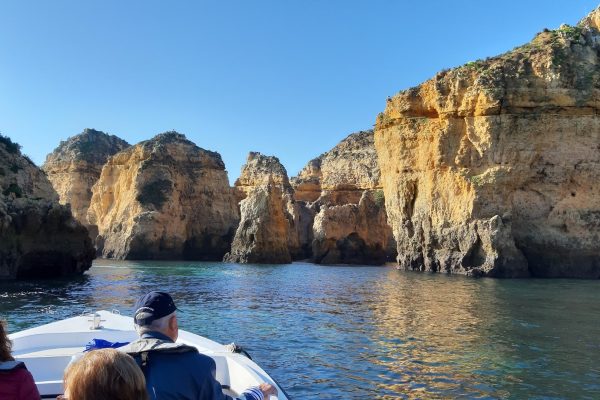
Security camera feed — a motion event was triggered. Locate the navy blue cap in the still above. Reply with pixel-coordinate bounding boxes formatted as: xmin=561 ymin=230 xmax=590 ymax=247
xmin=133 ymin=291 xmax=178 ymax=326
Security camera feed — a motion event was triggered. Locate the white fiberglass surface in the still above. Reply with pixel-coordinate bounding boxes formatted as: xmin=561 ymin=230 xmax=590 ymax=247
xmin=8 ymin=311 xmax=287 ymax=399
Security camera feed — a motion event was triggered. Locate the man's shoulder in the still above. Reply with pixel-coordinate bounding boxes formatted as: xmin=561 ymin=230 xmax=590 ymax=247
xmin=119 ymin=337 xmax=199 ymax=356
xmin=172 ymin=348 xmax=216 ymax=366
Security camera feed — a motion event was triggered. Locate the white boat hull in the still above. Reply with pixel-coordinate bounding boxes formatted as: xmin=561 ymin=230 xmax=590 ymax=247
xmin=9 ymin=310 xmax=288 ymax=399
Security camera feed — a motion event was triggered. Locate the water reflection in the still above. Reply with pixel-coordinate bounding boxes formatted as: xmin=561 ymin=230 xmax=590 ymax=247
xmin=0 ymin=261 xmax=599 ymax=399
xmin=365 ymin=272 xmax=505 ymax=398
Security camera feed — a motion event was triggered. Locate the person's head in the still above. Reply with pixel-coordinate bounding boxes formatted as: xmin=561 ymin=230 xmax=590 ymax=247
xmin=0 ymin=319 xmax=14 ymax=362
xmin=133 ymin=291 xmax=179 ymax=341
xmin=63 ymin=348 xmax=148 ymax=400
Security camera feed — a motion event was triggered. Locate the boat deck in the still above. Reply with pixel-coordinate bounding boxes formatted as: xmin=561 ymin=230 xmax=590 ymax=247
xmin=16 ymin=346 xmax=84 ymax=358
xmin=9 ymin=311 xmax=288 ymax=399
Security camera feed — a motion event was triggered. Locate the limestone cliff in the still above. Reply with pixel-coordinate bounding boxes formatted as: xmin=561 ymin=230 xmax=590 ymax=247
xmin=312 ymin=191 xmax=394 ymax=265
xmin=225 ymin=182 xmax=293 ymax=264
xmin=225 ymin=152 xmax=309 ymax=263
xmin=292 ymin=130 xmax=396 ymax=264
xmin=43 ymin=128 xmax=130 ymax=232
xmin=374 ymin=10 xmax=600 ymax=277
xmin=0 ymin=135 xmax=95 ymax=279
xmin=87 ymin=132 xmax=239 ymax=260
xmin=291 ymin=131 xmax=396 ymax=264
xmin=228 ymin=144 xmax=394 ymax=265
xmin=292 ymin=130 xmax=380 ymax=205
xmin=235 ymin=151 xmax=292 ymax=196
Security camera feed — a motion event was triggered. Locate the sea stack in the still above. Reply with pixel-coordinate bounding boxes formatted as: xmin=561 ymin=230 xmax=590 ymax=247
xmin=0 ymin=135 xmax=95 ymax=279
xmin=43 ymin=128 xmax=130 ymax=233
xmin=87 ymin=131 xmax=239 ymax=260
xmin=225 ymin=152 xmax=304 ymax=263
xmin=374 ymin=11 xmax=600 ymax=277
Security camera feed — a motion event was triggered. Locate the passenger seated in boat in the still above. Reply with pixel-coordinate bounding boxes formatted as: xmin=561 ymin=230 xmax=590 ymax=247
xmin=119 ymin=291 xmax=277 ymax=400
xmin=62 ymin=348 xmax=148 ymax=400
xmin=0 ymin=319 xmax=39 ymax=400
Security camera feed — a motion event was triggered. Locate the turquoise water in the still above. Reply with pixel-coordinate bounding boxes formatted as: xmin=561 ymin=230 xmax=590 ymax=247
xmin=1 ymin=260 xmax=599 ymax=399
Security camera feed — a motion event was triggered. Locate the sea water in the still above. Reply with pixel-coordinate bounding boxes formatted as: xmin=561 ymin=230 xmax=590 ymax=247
xmin=1 ymin=260 xmax=599 ymax=399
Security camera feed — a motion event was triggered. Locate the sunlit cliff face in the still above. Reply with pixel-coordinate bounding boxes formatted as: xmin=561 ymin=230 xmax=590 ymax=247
xmin=87 ymin=132 xmax=239 ymax=261
xmin=375 ymin=13 xmax=600 ymax=278
xmin=42 ymin=129 xmax=130 ymax=229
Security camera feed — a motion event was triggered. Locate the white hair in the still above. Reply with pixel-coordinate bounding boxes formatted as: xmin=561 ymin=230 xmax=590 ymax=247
xmin=135 ymin=311 xmax=176 ymax=336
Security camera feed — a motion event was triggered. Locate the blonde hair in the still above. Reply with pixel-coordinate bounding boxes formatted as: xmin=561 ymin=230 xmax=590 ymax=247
xmin=0 ymin=319 xmax=14 ymax=362
xmin=63 ymin=348 xmax=148 ymax=400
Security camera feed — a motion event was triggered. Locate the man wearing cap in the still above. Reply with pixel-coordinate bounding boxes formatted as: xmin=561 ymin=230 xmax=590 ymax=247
xmin=120 ymin=291 xmax=277 ymax=400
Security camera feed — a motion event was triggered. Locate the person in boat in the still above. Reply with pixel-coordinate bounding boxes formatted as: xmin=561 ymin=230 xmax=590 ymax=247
xmin=0 ymin=319 xmax=40 ymax=400
xmin=62 ymin=348 xmax=148 ymax=400
xmin=120 ymin=291 xmax=277 ymax=400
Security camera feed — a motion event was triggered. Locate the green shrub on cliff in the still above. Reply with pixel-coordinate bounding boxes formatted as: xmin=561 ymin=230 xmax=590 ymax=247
xmin=558 ymin=24 xmax=582 ymax=40
xmin=3 ymin=183 xmax=23 ymax=198
xmin=0 ymin=134 xmax=21 ymax=154
xmin=464 ymin=60 xmax=486 ymax=71
xmin=374 ymin=190 xmax=385 ymax=208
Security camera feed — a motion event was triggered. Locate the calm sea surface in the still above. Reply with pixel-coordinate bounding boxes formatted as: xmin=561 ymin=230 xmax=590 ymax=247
xmin=1 ymin=260 xmax=599 ymax=399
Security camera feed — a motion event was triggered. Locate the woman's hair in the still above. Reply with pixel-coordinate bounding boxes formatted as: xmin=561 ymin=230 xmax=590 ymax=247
xmin=63 ymin=348 xmax=148 ymax=400
xmin=0 ymin=319 xmax=15 ymax=362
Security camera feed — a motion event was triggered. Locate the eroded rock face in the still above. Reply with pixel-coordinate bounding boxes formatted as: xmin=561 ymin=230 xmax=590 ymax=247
xmin=88 ymin=132 xmax=239 ymax=260
xmin=374 ymin=11 xmax=600 ymax=277
xmin=235 ymin=151 xmax=292 ymax=195
xmin=225 ymin=182 xmax=293 ymax=264
xmin=0 ymin=136 xmax=95 ymax=279
xmin=43 ymin=129 xmax=130 ymax=230
xmin=225 ymin=152 xmax=306 ymax=263
xmin=312 ymin=191 xmax=394 ymax=265
xmin=292 ymin=130 xmax=380 ymax=205
xmin=292 ymin=130 xmax=396 ymax=264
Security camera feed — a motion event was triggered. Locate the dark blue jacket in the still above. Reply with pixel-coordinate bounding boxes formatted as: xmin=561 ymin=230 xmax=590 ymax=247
xmin=121 ymin=332 xmax=260 ymax=400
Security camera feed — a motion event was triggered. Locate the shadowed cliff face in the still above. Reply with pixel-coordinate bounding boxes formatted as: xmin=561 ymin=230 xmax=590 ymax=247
xmin=0 ymin=136 xmax=95 ymax=279
xmin=87 ymin=132 xmax=239 ymax=260
xmin=43 ymin=129 xmax=130 ymax=232
xmin=375 ymin=10 xmax=600 ymax=277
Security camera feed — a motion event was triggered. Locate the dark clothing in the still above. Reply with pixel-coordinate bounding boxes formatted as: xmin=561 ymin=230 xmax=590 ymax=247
xmin=0 ymin=361 xmax=40 ymax=400
xmin=120 ymin=332 xmax=261 ymax=400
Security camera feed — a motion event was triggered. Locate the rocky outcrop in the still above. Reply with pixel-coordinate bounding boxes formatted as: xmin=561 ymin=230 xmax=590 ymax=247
xmin=374 ymin=10 xmax=600 ymax=277
xmin=225 ymin=152 xmax=309 ymax=263
xmin=292 ymin=130 xmax=380 ymax=205
xmin=0 ymin=135 xmax=95 ymax=279
xmin=87 ymin=132 xmax=239 ymax=260
xmin=235 ymin=151 xmax=292 ymax=196
xmin=292 ymin=130 xmax=396 ymax=264
xmin=43 ymin=129 xmax=130 ymax=233
xmin=312 ymin=191 xmax=394 ymax=265
xmin=225 ymin=182 xmax=293 ymax=264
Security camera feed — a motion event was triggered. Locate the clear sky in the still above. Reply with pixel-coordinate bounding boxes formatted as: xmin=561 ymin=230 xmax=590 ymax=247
xmin=0 ymin=1 xmax=597 ymax=182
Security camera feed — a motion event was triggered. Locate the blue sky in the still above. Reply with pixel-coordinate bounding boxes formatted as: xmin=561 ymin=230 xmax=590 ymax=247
xmin=0 ymin=1 xmax=597 ymax=181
